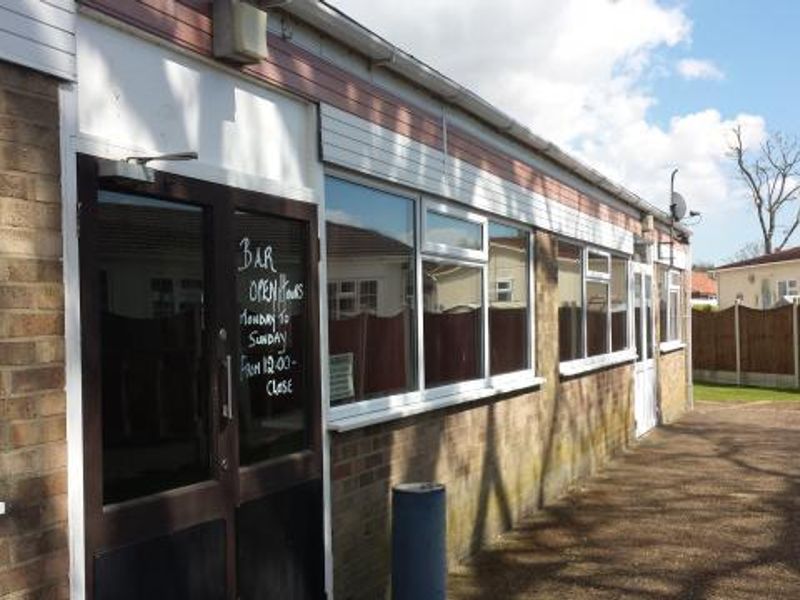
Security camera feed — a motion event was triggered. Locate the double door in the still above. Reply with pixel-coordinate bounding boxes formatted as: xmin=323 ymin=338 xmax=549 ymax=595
xmin=632 ymin=262 xmax=658 ymax=437
xmin=78 ymin=155 xmax=324 ymax=599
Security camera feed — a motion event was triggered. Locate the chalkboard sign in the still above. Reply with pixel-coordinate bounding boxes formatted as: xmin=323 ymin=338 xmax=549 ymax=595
xmin=235 ymin=213 xmax=309 ymax=465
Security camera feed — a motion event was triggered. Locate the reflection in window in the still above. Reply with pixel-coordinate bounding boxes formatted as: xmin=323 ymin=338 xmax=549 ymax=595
xmin=426 ymin=210 xmax=482 ymax=251
xmin=423 ymin=261 xmax=483 ymax=387
xmin=558 ymin=242 xmax=583 ymax=361
xmin=587 ymin=251 xmax=609 ymax=275
xmin=489 ymin=222 xmax=529 ymax=375
xmin=586 ymin=280 xmax=609 ymax=356
xmin=611 ymin=257 xmax=628 ymax=352
xmin=325 ymin=177 xmax=416 ymax=404
xmin=96 ymin=191 xmax=208 ymax=504
xmin=660 ymin=266 xmax=684 ymax=343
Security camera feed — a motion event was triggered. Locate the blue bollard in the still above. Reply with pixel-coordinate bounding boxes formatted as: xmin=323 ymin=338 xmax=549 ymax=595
xmin=391 ymin=482 xmax=446 ymax=600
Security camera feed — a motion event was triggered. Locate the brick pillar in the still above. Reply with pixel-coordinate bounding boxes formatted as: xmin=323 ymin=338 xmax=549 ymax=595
xmin=0 ymin=59 xmax=69 ymax=598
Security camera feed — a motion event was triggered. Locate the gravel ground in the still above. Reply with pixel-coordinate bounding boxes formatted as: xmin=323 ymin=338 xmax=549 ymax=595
xmin=449 ymin=401 xmax=800 ymax=599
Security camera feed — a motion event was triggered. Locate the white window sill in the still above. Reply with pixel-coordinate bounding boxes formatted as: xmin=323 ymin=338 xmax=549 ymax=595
xmin=659 ymin=340 xmax=686 ymax=354
xmin=559 ymin=349 xmax=637 ymax=377
xmin=328 ymin=375 xmax=546 ymax=432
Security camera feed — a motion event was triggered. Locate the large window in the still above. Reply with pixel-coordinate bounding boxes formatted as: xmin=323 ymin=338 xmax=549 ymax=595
xmin=325 ymin=176 xmax=534 ymax=414
xmin=558 ymin=241 xmax=631 ymax=364
xmin=325 ymin=177 xmax=416 ymax=405
xmin=659 ymin=267 xmax=685 ymax=343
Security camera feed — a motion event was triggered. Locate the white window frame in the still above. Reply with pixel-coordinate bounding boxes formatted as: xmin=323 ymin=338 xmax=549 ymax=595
xmin=422 ymin=199 xmax=488 ymax=262
xmin=660 ymin=267 xmax=686 ymax=350
xmin=494 ymin=278 xmax=513 ymax=302
xmin=558 ymin=240 xmax=635 ymax=376
xmin=777 ymin=279 xmax=798 ymax=299
xmin=324 ymin=172 xmax=541 ymax=428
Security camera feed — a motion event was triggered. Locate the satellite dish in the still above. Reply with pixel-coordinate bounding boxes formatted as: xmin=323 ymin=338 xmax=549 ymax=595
xmin=670 ymin=191 xmax=687 ymax=221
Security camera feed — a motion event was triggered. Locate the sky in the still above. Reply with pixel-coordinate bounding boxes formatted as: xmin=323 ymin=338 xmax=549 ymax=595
xmin=327 ymin=0 xmax=800 ymax=266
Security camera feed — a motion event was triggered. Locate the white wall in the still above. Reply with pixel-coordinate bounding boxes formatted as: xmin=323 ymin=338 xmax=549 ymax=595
xmin=0 ymin=0 xmax=76 ymax=80
xmin=76 ymin=15 xmax=318 ymax=203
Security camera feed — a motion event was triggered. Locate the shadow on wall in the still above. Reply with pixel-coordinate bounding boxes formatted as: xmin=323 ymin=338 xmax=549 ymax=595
xmin=448 ymin=407 xmax=800 ymax=599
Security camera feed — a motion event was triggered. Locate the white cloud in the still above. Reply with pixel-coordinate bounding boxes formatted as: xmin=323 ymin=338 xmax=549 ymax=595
xmin=329 ymin=0 xmax=765 ymax=232
xmin=676 ymin=58 xmax=725 ymax=81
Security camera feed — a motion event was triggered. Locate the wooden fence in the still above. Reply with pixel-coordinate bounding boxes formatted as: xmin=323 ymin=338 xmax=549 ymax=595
xmin=692 ymin=302 xmax=800 ymax=387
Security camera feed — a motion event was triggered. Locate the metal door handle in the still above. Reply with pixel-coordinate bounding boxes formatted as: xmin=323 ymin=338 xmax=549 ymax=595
xmin=221 ymin=354 xmax=233 ymax=421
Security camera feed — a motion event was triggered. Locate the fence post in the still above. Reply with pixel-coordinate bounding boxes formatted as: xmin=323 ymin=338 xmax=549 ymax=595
xmin=734 ymin=299 xmax=741 ymax=387
xmin=794 ymin=298 xmax=799 ymax=389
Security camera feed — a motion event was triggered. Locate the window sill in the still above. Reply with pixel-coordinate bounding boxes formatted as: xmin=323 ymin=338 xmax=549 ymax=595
xmin=659 ymin=340 xmax=686 ymax=354
xmin=559 ymin=349 xmax=637 ymax=378
xmin=328 ymin=375 xmax=546 ymax=433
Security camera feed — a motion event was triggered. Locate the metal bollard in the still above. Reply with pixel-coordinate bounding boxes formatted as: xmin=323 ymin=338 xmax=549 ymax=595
xmin=391 ymin=482 xmax=446 ymax=600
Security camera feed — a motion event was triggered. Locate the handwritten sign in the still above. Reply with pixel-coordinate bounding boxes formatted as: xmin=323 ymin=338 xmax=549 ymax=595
xmin=237 ymin=233 xmax=306 ymax=425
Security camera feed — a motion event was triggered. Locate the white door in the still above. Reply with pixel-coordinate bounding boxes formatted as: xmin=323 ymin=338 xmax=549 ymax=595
xmin=633 ymin=263 xmax=658 ymax=437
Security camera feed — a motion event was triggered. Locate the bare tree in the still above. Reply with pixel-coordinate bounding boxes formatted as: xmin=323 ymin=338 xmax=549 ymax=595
xmin=726 ymin=240 xmax=764 ymax=264
xmin=730 ymin=126 xmax=800 ymax=254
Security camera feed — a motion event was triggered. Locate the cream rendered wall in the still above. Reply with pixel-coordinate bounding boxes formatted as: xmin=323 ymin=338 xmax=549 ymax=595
xmin=717 ymin=260 xmax=800 ymax=309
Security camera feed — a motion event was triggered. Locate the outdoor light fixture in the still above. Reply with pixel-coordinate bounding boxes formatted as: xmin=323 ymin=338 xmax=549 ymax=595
xmin=97 ymin=151 xmax=199 ymax=183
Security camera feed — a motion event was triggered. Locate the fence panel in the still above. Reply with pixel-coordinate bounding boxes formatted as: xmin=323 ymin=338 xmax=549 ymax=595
xmin=692 ymin=307 xmax=737 ymax=371
xmin=739 ymin=305 xmax=794 ymax=375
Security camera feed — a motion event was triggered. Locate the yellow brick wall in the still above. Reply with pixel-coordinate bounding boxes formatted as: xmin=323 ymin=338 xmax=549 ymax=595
xmin=0 ymin=59 xmax=68 ymax=599
xmin=659 ymin=349 xmax=688 ymax=423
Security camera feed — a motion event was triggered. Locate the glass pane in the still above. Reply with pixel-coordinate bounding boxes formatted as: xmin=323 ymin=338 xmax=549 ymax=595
xmin=586 ymin=281 xmax=609 ymax=356
xmin=97 ymin=191 xmax=209 ymax=504
xmin=558 ymin=242 xmax=583 ymax=361
xmin=587 ymin=251 xmax=609 ymax=275
xmin=236 ymin=212 xmax=310 ymax=465
xmin=426 ymin=210 xmax=482 ymax=251
xmin=488 ymin=223 xmax=529 ymax=375
xmin=611 ymin=257 xmax=628 ymax=352
xmin=325 ymin=177 xmax=416 ymax=404
xmin=645 ymin=274 xmax=654 ymax=359
xmin=669 ymin=290 xmax=679 ymax=341
xmin=423 ymin=261 xmax=482 ymax=387
xmin=634 ymin=274 xmax=643 ymax=361
xmin=658 ymin=266 xmax=667 ymax=342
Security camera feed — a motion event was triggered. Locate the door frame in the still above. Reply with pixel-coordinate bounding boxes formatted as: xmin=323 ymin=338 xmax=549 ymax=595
xmin=632 ymin=260 xmax=658 ymax=437
xmin=77 ymin=154 xmax=322 ymax=599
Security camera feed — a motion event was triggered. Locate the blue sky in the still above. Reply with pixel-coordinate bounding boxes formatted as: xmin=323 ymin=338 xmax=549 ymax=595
xmin=330 ymin=0 xmax=798 ymax=265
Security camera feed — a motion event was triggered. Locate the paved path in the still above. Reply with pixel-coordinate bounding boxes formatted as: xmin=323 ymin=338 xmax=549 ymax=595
xmin=449 ymin=401 xmax=800 ymax=599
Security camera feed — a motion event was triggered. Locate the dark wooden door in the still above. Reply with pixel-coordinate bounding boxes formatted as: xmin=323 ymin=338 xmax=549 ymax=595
xmin=78 ymin=155 xmax=324 ymax=600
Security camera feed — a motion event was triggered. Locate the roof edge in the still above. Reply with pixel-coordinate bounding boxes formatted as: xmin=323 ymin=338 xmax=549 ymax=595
xmin=283 ymin=0 xmax=690 ymax=236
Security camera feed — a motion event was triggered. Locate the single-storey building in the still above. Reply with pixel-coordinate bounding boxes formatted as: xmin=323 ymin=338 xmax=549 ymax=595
xmin=714 ymin=246 xmax=800 ymax=309
xmin=0 ymin=1 xmax=692 ymax=598
xmin=691 ymin=270 xmax=718 ymax=307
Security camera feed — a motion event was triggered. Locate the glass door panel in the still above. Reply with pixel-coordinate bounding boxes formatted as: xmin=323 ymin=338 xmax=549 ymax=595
xmin=96 ymin=191 xmax=210 ymax=504
xmin=234 ymin=212 xmax=312 ymax=466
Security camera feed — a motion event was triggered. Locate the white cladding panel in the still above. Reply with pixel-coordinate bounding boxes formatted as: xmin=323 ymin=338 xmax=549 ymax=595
xmin=76 ymin=16 xmax=317 ymax=202
xmin=320 ymin=103 xmax=447 ymax=197
xmin=320 ymin=103 xmax=634 ymax=253
xmin=0 ymin=0 xmax=76 ymax=80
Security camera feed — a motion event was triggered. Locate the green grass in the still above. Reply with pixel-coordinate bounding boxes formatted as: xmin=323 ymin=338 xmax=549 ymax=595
xmin=694 ymin=382 xmax=800 ymax=404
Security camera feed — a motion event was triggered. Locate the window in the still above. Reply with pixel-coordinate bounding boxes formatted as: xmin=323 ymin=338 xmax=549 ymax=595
xmin=325 ymin=177 xmax=416 ymax=405
xmin=558 ymin=242 xmax=583 ymax=362
xmin=557 ymin=241 xmax=631 ymax=364
xmin=778 ymin=279 xmax=798 ymax=299
xmin=660 ymin=267 xmax=685 ymax=343
xmin=325 ymin=175 xmax=535 ymax=417
xmin=488 ymin=222 xmax=530 ymax=375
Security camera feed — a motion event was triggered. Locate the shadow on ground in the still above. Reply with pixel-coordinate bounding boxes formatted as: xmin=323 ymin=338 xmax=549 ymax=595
xmin=449 ymin=401 xmax=800 ymax=600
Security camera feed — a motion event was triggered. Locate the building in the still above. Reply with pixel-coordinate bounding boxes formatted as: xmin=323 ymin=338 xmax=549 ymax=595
xmin=714 ymin=246 xmax=800 ymax=309
xmin=0 ymin=1 xmax=692 ymax=598
xmin=691 ymin=270 xmax=718 ymax=307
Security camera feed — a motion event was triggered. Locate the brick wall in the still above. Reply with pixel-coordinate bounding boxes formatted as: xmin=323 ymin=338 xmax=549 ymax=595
xmin=0 ymin=60 xmax=68 ymax=598
xmin=659 ymin=349 xmax=688 ymax=423
xmin=329 ymin=231 xmax=634 ymax=599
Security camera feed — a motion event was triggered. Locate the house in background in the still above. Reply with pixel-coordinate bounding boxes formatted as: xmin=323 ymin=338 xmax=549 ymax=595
xmin=691 ymin=270 xmax=718 ymax=307
xmin=714 ymin=246 xmax=800 ymax=309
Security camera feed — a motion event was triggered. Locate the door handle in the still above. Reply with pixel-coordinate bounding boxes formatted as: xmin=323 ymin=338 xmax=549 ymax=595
xmin=221 ymin=354 xmax=233 ymax=421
